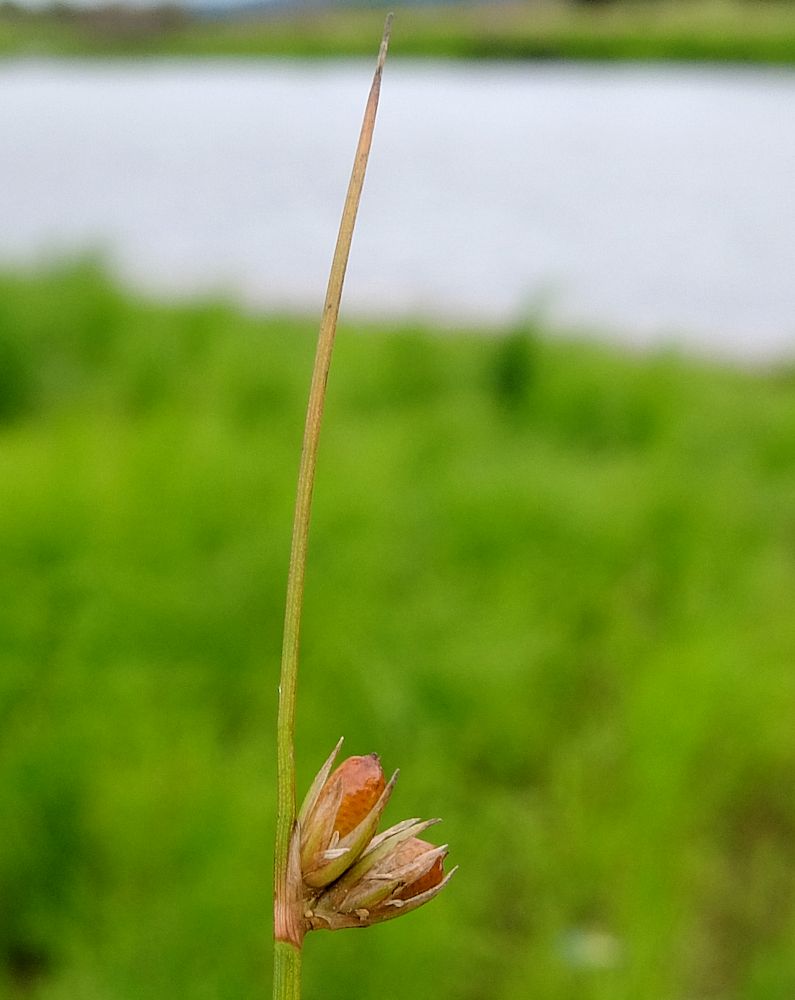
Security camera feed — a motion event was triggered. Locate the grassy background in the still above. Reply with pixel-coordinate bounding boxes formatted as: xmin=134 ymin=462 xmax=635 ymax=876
xmin=1 ymin=263 xmax=795 ymax=999
xmin=1 ymin=0 xmax=795 ymax=64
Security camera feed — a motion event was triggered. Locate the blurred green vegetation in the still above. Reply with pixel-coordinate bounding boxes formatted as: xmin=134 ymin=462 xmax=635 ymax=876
xmin=1 ymin=262 xmax=795 ymax=999
xmin=1 ymin=0 xmax=795 ymax=63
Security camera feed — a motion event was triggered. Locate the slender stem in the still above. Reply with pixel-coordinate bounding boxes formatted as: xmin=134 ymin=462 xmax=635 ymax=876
xmin=272 ymin=943 xmax=301 ymax=1000
xmin=272 ymin=10 xmax=393 ymax=990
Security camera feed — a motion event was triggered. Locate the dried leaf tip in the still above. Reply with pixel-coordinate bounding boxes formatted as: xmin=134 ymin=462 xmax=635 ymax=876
xmin=380 ymin=14 xmax=394 ymax=68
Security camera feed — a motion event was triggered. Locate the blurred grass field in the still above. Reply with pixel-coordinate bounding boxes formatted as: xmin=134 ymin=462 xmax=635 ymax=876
xmin=1 ymin=0 xmax=795 ymax=64
xmin=1 ymin=263 xmax=795 ymax=999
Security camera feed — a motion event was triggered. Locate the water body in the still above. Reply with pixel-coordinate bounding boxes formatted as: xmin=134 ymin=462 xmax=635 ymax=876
xmin=1 ymin=59 xmax=794 ymax=361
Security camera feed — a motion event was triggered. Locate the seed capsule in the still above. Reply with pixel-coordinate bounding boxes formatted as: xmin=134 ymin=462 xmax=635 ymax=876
xmin=298 ymin=741 xmax=396 ymax=889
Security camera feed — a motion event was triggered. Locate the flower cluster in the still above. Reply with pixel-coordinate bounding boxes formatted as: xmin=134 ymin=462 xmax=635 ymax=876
xmin=295 ymin=740 xmax=454 ymax=931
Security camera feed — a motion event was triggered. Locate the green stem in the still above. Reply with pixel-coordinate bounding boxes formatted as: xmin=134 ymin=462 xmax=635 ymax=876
xmin=272 ymin=11 xmax=393 ymax=991
xmin=272 ymin=942 xmax=302 ymax=1000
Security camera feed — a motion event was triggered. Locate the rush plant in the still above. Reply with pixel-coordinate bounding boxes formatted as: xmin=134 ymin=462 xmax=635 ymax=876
xmin=272 ymin=17 xmax=454 ymax=1000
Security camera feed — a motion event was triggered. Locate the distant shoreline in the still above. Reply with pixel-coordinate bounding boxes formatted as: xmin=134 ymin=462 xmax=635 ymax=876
xmin=2 ymin=1 xmax=795 ymax=65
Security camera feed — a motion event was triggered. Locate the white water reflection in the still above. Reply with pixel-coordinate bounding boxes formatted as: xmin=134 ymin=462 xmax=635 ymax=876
xmin=1 ymin=59 xmax=794 ymax=360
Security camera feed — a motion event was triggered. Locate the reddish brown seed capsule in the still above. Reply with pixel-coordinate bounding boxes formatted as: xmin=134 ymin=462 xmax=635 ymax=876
xmin=329 ymin=755 xmax=386 ymax=838
xmin=298 ymin=744 xmax=396 ymax=890
xmin=393 ymin=839 xmax=446 ymax=900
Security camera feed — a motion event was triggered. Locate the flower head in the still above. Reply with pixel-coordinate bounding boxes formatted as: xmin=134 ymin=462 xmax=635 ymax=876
xmin=296 ymin=740 xmax=456 ymax=932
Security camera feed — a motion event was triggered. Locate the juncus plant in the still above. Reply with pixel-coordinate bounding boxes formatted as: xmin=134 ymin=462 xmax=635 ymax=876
xmin=272 ymin=16 xmax=455 ymax=1000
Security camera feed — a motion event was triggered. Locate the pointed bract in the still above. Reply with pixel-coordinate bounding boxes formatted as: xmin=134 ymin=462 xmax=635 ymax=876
xmin=298 ymin=737 xmax=344 ymax=827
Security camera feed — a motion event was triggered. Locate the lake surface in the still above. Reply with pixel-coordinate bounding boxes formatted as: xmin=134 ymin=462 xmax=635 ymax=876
xmin=1 ymin=59 xmax=794 ymax=360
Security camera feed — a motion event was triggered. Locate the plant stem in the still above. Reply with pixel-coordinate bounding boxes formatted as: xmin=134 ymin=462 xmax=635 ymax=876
xmin=272 ymin=13 xmax=392 ymax=995
xmin=272 ymin=942 xmax=301 ymax=1000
